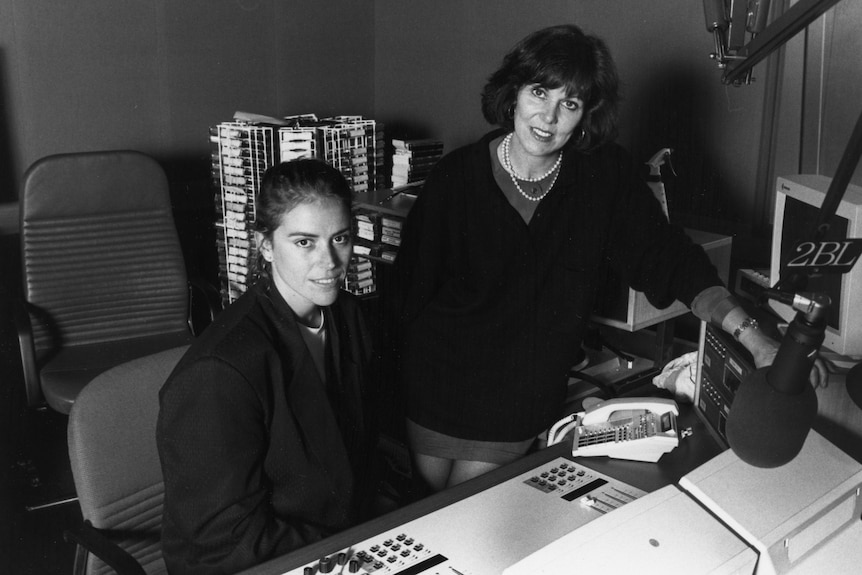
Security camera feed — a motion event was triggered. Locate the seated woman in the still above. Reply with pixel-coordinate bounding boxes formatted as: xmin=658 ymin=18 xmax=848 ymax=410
xmin=157 ymin=159 xmax=378 ymax=574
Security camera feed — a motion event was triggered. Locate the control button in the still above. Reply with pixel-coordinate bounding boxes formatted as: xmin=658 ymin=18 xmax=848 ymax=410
xmin=337 ymin=553 xmax=348 ymax=565
xmin=348 ymin=558 xmax=360 ymax=573
xmin=303 ymin=567 xmax=314 ymax=575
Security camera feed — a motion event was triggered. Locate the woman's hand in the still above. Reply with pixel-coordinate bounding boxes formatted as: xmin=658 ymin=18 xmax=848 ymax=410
xmin=745 ymin=327 xmax=829 ymax=388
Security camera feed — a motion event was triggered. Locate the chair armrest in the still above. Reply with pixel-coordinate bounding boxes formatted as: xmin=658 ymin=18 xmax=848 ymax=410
xmin=12 ymin=297 xmax=42 ymax=407
xmin=187 ymin=276 xmax=223 ymax=335
xmin=63 ymin=522 xmax=146 ymax=575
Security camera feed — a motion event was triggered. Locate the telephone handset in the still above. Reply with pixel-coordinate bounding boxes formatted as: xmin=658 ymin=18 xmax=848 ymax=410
xmin=571 ymin=397 xmax=679 ymax=463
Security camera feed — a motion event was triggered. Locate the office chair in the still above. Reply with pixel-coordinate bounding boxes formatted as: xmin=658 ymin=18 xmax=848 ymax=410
xmin=65 ymin=344 xmax=188 ymax=575
xmin=14 ymin=150 xmax=218 ymax=414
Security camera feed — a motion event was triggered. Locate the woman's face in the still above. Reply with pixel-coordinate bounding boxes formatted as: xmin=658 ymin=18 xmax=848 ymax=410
xmin=512 ymin=83 xmax=584 ymax=158
xmin=258 ymin=198 xmax=352 ymax=324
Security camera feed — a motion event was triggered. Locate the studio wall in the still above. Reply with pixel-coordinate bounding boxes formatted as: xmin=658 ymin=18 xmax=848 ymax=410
xmin=0 ymin=0 xmax=375 ymax=201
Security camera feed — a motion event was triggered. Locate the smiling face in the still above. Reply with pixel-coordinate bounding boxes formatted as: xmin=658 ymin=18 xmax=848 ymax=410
xmin=511 ymin=83 xmax=584 ymax=161
xmin=257 ymin=198 xmax=352 ymax=325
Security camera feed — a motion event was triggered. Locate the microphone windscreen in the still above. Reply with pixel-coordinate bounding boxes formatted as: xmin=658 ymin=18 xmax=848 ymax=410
xmin=725 ymin=368 xmax=818 ymax=468
xmin=847 ymin=362 xmax=862 ymax=410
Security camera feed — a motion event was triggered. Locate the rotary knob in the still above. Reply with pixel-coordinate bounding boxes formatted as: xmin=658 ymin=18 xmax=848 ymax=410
xmin=318 ymin=556 xmax=335 ymax=573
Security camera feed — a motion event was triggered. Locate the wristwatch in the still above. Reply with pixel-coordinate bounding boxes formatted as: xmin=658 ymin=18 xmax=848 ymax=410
xmin=733 ymin=317 xmax=759 ymax=341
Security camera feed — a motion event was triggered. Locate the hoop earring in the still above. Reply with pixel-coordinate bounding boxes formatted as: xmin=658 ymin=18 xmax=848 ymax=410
xmin=507 ymin=104 xmax=516 ymax=119
xmin=576 ymin=126 xmax=586 ymax=143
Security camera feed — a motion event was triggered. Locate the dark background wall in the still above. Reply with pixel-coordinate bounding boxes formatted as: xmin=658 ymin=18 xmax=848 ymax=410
xmin=0 ymin=0 xmax=376 ymax=280
xmin=0 ymin=0 xmax=376 ymax=198
xmin=1 ymin=0 xmax=860 ymax=272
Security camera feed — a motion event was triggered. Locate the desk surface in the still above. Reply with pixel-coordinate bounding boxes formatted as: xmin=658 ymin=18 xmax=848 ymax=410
xmin=239 ymin=405 xmax=722 ymax=575
xmin=813 ymin=371 xmax=862 ymax=462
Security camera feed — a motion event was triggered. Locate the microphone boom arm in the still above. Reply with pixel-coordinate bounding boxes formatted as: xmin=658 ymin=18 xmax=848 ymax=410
xmin=711 ymin=0 xmax=842 ymax=85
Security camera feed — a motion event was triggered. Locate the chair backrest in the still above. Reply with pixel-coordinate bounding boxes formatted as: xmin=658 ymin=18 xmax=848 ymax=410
xmin=67 ymin=345 xmax=189 ymax=575
xmin=20 ymin=151 xmax=190 ymax=352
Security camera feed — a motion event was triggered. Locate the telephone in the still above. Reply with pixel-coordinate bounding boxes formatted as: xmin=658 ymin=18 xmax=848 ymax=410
xmin=548 ymin=398 xmax=679 ymax=463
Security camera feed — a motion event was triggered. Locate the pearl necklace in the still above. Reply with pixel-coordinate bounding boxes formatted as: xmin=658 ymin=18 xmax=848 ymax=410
xmin=502 ymin=133 xmax=562 ymax=202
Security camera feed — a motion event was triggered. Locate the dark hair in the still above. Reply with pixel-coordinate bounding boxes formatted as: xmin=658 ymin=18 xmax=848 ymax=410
xmin=253 ymin=159 xmax=352 ymax=282
xmin=480 ymin=24 xmax=620 ymax=151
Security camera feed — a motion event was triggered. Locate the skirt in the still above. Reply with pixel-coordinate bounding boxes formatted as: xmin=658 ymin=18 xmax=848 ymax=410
xmin=406 ymin=418 xmax=537 ymax=465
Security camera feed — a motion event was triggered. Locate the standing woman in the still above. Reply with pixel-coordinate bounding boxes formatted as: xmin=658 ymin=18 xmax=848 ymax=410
xmin=158 ymin=159 xmax=377 ymax=574
xmin=393 ymin=24 xmax=790 ymax=492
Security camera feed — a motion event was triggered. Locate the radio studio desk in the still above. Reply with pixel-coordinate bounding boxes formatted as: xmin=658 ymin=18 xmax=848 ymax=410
xmin=237 ymin=399 xmax=862 ymax=575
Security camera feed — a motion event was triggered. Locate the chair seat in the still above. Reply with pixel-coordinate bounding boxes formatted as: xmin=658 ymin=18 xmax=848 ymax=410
xmin=40 ymin=331 xmax=193 ymax=414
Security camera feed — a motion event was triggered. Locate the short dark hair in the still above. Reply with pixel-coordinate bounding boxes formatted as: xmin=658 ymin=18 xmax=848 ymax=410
xmin=253 ymin=159 xmax=352 ymax=282
xmin=480 ymin=24 xmax=620 ymax=151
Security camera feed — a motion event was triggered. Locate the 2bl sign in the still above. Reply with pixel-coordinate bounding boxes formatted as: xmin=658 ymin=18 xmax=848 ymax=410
xmin=786 ymin=239 xmax=862 ymax=273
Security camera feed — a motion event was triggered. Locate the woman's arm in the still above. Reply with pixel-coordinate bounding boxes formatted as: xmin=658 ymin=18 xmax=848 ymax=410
xmin=391 ymin=162 xmax=456 ymax=323
xmin=157 ymin=358 xmax=322 ymax=574
xmin=693 ymin=286 xmax=828 ymax=386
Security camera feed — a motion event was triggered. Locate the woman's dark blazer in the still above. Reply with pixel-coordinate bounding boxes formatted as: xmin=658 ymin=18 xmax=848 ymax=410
xmin=157 ymin=282 xmax=375 ymax=575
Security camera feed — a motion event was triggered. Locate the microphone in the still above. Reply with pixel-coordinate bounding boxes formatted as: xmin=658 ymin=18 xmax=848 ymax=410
xmin=725 ymin=292 xmax=828 ymax=468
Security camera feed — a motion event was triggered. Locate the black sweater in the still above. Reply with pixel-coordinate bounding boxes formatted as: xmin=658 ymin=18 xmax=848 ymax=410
xmin=393 ymin=131 xmax=722 ymax=442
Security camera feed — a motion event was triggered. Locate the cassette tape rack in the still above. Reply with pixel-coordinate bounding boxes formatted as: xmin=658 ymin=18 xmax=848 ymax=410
xmin=210 ymin=123 xmax=277 ymax=307
xmin=211 ymin=115 xmax=386 ymax=305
